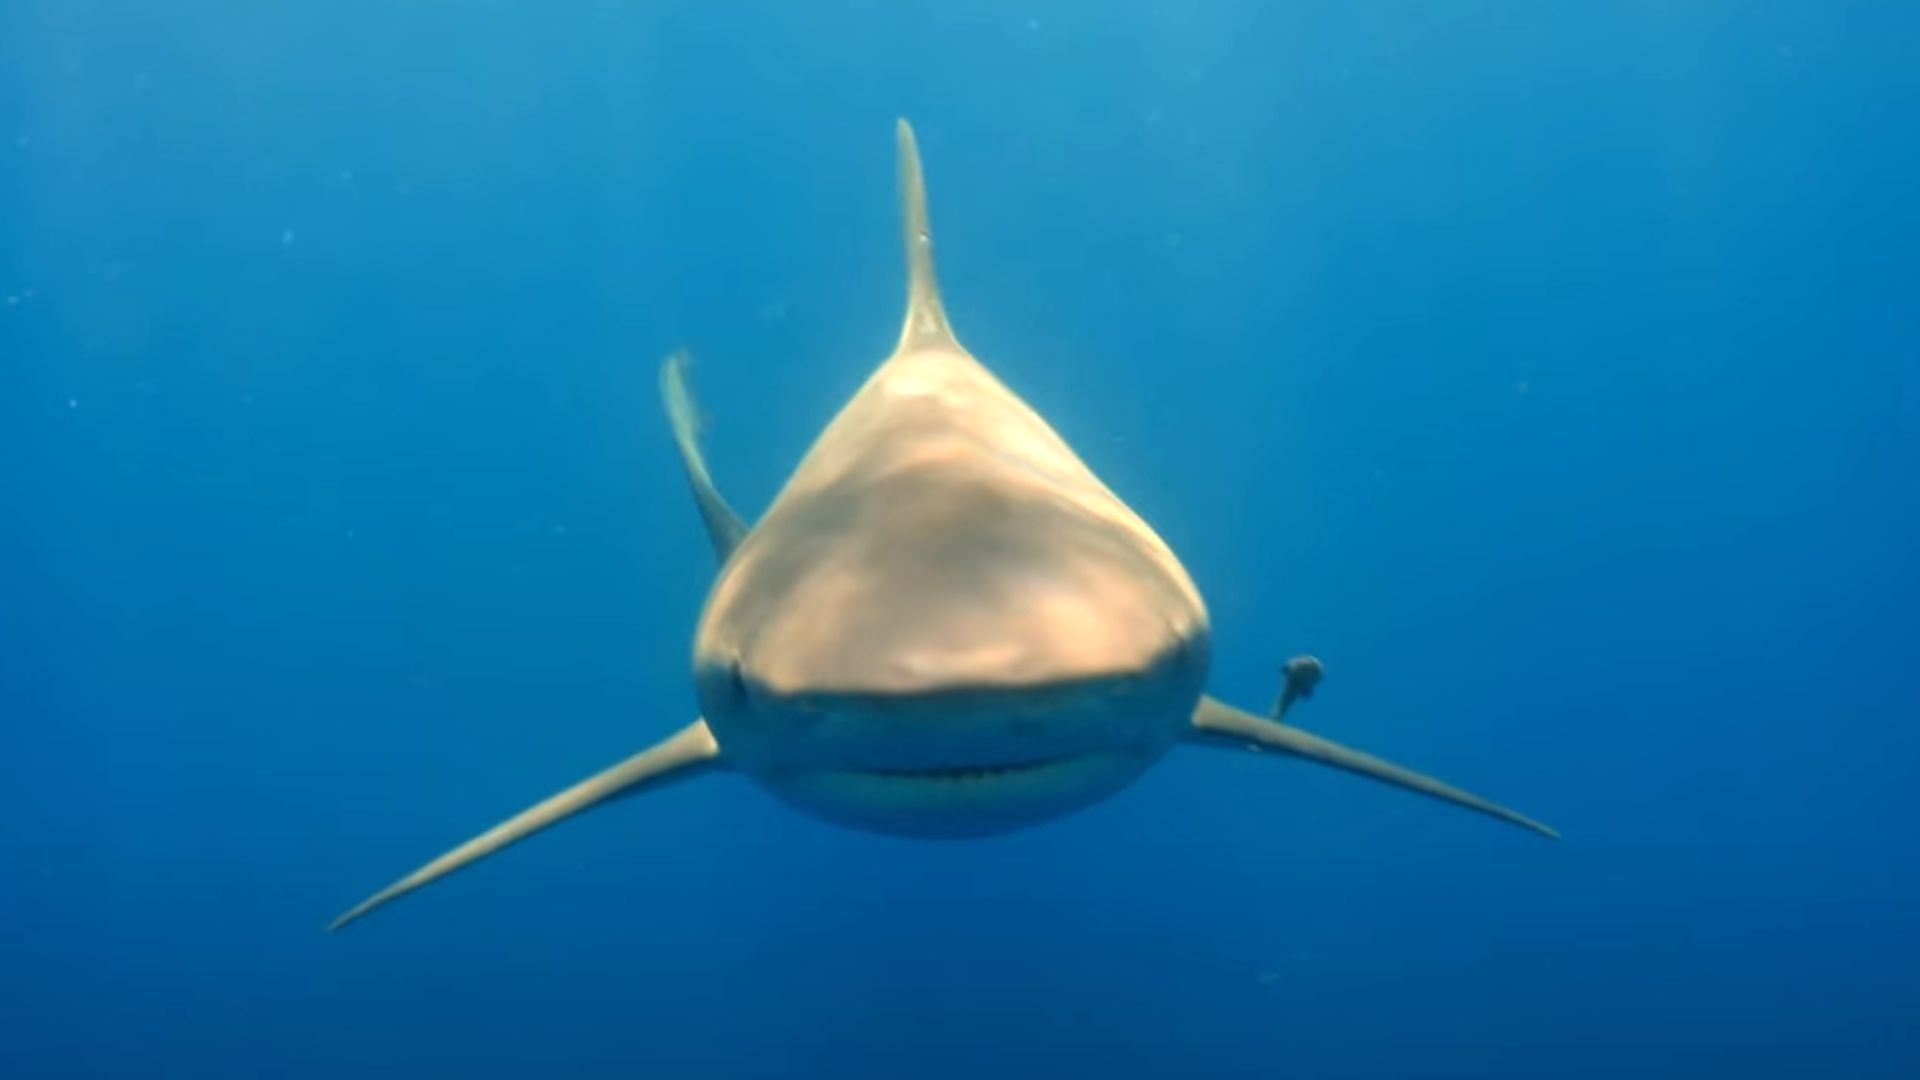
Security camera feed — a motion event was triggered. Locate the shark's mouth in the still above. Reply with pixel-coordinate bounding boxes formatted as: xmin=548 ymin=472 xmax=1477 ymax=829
xmin=772 ymin=750 xmax=1154 ymax=837
xmin=856 ymin=756 xmax=1076 ymax=784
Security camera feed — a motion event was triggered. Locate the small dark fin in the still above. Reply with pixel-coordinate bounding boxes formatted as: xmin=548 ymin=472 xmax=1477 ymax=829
xmin=893 ymin=118 xmax=957 ymax=353
xmin=660 ymin=350 xmax=749 ymax=563
xmin=1272 ymin=655 xmax=1325 ymax=720
xmin=1189 ymin=696 xmax=1559 ymax=840
xmin=328 ymin=720 xmax=724 ymax=931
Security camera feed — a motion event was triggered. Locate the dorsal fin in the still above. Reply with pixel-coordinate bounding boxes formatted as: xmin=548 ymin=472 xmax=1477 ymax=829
xmin=893 ymin=118 xmax=957 ymax=353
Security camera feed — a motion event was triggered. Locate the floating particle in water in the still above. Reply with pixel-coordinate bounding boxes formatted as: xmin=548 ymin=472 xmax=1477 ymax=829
xmin=1027 ymin=17 xmax=1040 ymax=31
xmin=281 ymin=228 xmax=296 ymax=247
xmin=67 ymin=398 xmax=79 ymax=409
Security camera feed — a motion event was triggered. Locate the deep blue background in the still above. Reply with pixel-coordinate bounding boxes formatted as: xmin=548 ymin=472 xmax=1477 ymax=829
xmin=4 ymin=3 xmax=1916 ymax=1077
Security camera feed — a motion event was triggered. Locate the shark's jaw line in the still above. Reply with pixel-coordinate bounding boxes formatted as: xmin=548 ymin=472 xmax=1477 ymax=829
xmin=701 ymin=669 xmax=1201 ymax=837
xmin=696 ymin=630 xmax=1208 ymax=838
xmin=765 ymin=747 xmax=1164 ymax=840
xmin=851 ymin=755 xmax=1078 ymax=782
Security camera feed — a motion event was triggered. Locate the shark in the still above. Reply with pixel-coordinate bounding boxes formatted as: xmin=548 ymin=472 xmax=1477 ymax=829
xmin=329 ymin=118 xmax=1556 ymax=933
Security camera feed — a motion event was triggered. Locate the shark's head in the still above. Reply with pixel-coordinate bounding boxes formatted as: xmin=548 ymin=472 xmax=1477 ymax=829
xmin=691 ymin=451 xmax=1211 ymax=836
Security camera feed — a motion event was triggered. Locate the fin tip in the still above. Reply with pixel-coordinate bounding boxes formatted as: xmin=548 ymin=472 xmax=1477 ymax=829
xmin=891 ymin=117 xmax=954 ymax=350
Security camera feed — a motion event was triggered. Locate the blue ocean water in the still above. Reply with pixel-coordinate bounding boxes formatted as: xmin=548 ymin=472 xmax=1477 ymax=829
xmin=4 ymin=2 xmax=1916 ymax=1077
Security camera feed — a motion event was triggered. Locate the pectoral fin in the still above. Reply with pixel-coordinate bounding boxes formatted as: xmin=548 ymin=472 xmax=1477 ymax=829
xmin=1188 ymin=696 xmax=1558 ymax=840
xmin=329 ymin=719 xmax=725 ymax=931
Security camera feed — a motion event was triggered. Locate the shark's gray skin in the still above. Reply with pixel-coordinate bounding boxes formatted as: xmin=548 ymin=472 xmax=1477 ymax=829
xmin=329 ymin=119 xmax=1556 ymax=932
